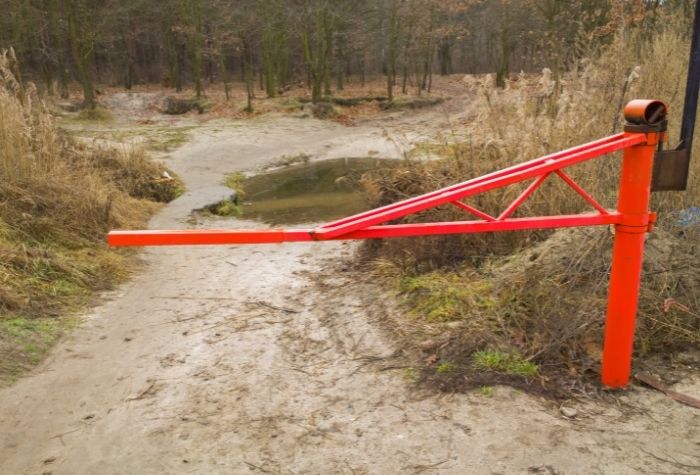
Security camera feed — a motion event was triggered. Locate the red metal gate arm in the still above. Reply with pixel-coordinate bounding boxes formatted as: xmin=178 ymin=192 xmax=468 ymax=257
xmin=108 ymin=132 xmax=648 ymax=247
xmin=107 ymin=213 xmax=623 ymax=246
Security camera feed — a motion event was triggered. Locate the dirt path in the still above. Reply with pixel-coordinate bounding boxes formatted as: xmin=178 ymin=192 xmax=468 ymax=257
xmin=1 ymin=100 xmax=699 ymax=474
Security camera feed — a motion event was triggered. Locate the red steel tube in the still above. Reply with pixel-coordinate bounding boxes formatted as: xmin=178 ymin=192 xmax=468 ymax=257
xmin=600 ymin=132 xmax=659 ymax=388
xmin=108 ymin=213 xmax=622 ymax=246
xmin=343 ymin=213 xmax=620 ymax=239
xmin=451 ymin=201 xmax=497 ymax=221
xmin=108 ymin=229 xmax=314 ymax=247
xmin=554 ymin=170 xmax=610 ymax=215
xmin=497 ymin=172 xmax=550 ymax=220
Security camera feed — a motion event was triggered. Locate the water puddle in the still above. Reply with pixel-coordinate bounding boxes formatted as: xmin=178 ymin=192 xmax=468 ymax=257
xmin=238 ymin=157 xmax=396 ymax=225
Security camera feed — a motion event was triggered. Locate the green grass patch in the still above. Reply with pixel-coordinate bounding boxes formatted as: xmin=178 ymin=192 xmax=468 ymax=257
xmin=436 ymin=361 xmax=457 ymax=374
xmin=205 ymin=199 xmax=242 ymax=217
xmin=472 ymin=349 xmax=539 ymax=378
xmin=62 ymin=124 xmax=196 ymax=153
xmin=479 ymin=385 xmax=495 ymax=397
xmin=225 ymin=171 xmax=247 ymax=194
xmin=0 ymin=315 xmax=78 ymax=385
xmin=399 ymin=272 xmax=498 ymax=322
xmin=0 ymin=240 xmax=136 ymax=385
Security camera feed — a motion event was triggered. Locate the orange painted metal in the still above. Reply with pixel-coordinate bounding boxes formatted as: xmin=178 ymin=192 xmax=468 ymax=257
xmin=108 ymin=229 xmax=314 ymax=247
xmin=107 ymin=213 xmax=622 ymax=246
xmin=450 ymin=201 xmax=497 ymax=221
xmin=497 ymin=172 xmax=551 ymax=220
xmin=601 ymin=130 xmax=661 ymax=388
xmin=554 ymin=170 xmax=610 ymax=215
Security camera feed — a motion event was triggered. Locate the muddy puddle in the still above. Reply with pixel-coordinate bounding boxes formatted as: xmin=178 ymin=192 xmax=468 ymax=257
xmin=237 ymin=157 xmax=397 ymax=225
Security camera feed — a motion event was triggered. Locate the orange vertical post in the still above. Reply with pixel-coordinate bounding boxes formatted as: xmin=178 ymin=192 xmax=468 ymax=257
xmin=601 ymin=100 xmax=667 ymax=388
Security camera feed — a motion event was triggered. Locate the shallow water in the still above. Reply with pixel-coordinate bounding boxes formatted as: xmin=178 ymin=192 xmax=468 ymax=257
xmin=240 ymin=157 xmax=395 ymax=225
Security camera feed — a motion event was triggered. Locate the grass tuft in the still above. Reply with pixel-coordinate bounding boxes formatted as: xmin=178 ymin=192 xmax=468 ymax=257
xmin=225 ymin=171 xmax=247 ymax=195
xmin=479 ymin=386 xmax=494 ymax=397
xmin=399 ymin=272 xmax=498 ymax=322
xmin=436 ymin=362 xmax=457 ymax=374
xmin=206 ymin=199 xmax=242 ymax=217
xmin=472 ymin=350 xmax=539 ymax=378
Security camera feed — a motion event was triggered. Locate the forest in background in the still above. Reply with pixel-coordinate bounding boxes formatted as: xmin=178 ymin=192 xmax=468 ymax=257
xmin=0 ymin=0 xmax=691 ymax=107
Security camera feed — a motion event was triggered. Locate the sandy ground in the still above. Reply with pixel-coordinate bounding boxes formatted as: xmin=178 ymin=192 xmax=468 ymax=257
xmin=1 ymin=85 xmax=699 ymax=474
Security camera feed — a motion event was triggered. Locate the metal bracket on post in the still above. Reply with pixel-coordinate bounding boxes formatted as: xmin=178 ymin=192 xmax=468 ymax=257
xmin=652 ymin=148 xmax=689 ymax=191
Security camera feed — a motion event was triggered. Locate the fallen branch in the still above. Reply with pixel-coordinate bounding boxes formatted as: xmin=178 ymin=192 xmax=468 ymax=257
xmin=634 ymin=372 xmax=700 ymax=409
xmin=127 ymin=380 xmax=157 ymax=401
xmin=403 ymin=458 xmax=450 ymax=474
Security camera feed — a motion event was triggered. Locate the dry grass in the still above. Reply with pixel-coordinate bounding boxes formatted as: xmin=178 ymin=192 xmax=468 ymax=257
xmin=0 ymin=49 xmax=182 ymax=383
xmin=361 ymin=11 xmax=700 ymax=393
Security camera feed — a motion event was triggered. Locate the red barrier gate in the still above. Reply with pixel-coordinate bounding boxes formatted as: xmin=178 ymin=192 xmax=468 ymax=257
xmin=109 ymin=99 xmax=669 ymax=389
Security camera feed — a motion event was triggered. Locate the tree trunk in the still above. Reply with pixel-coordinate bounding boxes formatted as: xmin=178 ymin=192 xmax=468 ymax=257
xmin=175 ymin=40 xmax=185 ymax=92
xmin=496 ymin=8 xmax=510 ymax=89
xmin=323 ymin=13 xmax=332 ymax=97
xmin=337 ymin=68 xmax=344 ymax=91
xmin=401 ymin=64 xmax=407 ymax=94
xmin=185 ymin=0 xmax=205 ymax=98
xmin=66 ymin=0 xmax=95 ymax=109
xmin=438 ymin=38 xmax=452 ymax=75
xmin=386 ymin=1 xmax=400 ymax=103
xmin=243 ymin=38 xmax=254 ymax=112
xmin=219 ymin=51 xmax=230 ymax=101
xmin=261 ymin=6 xmax=289 ymax=99
xmin=193 ymin=46 xmax=203 ymax=97
xmin=360 ymin=59 xmax=366 ymax=87
xmin=300 ymin=7 xmax=331 ymax=104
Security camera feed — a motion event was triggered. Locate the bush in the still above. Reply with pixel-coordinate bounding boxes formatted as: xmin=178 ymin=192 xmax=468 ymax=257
xmin=164 ymin=97 xmax=211 ymax=115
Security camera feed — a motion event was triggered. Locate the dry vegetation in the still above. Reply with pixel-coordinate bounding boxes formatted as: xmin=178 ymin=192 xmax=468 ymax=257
xmin=164 ymin=80 xmax=446 ymax=124
xmin=0 ymin=50 xmax=182 ymax=383
xmin=361 ymin=15 xmax=700 ymax=394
